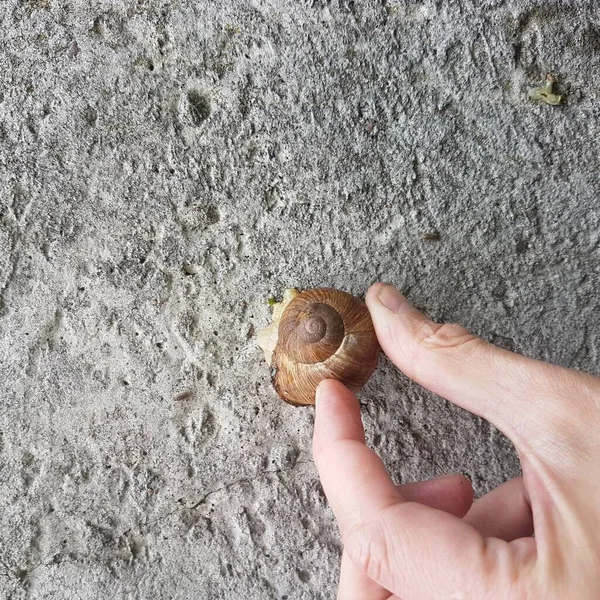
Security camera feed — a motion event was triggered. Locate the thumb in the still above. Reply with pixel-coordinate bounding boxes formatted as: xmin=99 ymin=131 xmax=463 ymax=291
xmin=365 ymin=282 xmax=583 ymax=452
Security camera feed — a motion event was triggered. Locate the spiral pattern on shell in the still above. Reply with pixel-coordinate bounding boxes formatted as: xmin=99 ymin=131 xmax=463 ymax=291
xmin=271 ymin=288 xmax=380 ymax=406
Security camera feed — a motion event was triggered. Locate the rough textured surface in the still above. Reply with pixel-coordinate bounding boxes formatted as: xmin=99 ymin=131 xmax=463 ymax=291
xmin=1 ymin=0 xmax=599 ymax=598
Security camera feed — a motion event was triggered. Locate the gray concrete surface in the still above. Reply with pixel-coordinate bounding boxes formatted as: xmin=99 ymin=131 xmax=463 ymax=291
xmin=1 ymin=0 xmax=599 ymax=598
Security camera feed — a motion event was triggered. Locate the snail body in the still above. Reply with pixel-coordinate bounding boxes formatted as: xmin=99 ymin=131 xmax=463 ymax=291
xmin=258 ymin=288 xmax=380 ymax=406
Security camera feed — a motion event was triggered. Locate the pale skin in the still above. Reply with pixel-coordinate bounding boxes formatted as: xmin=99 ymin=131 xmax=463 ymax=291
xmin=312 ymin=283 xmax=600 ymax=600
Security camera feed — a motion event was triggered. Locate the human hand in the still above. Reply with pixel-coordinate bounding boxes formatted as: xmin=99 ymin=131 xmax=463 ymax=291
xmin=312 ymin=283 xmax=600 ymax=599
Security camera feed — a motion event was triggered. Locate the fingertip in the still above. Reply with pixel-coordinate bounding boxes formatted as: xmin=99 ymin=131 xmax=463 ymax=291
xmin=365 ymin=285 xmax=427 ymax=376
xmin=398 ymin=473 xmax=474 ymax=518
xmin=315 ymin=378 xmax=337 ymax=408
xmin=315 ymin=380 xmax=341 ymax=423
xmin=367 ymin=283 xmax=413 ymax=315
xmin=459 ymin=473 xmax=475 ymax=498
xmin=315 ymin=379 xmax=359 ymax=421
xmin=366 ymin=282 xmax=386 ymax=303
xmin=447 ymin=473 xmax=475 ymax=517
xmin=313 ymin=380 xmax=365 ymax=458
xmin=443 ymin=472 xmax=474 ymax=496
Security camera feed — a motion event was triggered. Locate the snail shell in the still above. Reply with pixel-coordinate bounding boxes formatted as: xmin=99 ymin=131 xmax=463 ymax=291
xmin=258 ymin=288 xmax=380 ymax=406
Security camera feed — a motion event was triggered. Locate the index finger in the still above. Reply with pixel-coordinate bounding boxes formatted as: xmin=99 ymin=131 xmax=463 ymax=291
xmin=312 ymin=379 xmax=402 ymax=531
xmin=313 ymin=379 xmax=513 ymax=598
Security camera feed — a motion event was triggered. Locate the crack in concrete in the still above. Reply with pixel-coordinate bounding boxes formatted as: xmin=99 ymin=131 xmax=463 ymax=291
xmin=122 ymin=460 xmax=312 ymax=536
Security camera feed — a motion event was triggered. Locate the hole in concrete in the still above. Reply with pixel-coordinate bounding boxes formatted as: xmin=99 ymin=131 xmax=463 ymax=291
xmin=187 ymin=91 xmax=211 ymax=126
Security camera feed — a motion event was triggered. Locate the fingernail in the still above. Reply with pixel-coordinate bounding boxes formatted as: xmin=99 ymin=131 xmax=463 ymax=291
xmin=315 ymin=381 xmax=324 ymax=407
xmin=377 ymin=284 xmax=407 ymax=313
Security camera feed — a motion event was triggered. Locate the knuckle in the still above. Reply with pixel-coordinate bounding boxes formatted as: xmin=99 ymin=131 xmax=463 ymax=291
xmin=408 ymin=322 xmax=484 ymax=383
xmin=418 ymin=322 xmax=481 ymax=354
xmin=344 ymin=520 xmax=390 ymax=584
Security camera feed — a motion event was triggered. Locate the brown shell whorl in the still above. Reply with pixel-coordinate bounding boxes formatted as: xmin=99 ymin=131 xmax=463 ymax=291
xmin=271 ymin=288 xmax=380 ymax=406
xmin=278 ymin=300 xmax=344 ymax=364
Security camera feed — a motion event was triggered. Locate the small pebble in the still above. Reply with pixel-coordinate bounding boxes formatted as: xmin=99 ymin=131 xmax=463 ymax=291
xmin=184 ymin=264 xmax=200 ymax=275
xmin=67 ymin=41 xmax=80 ymax=59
